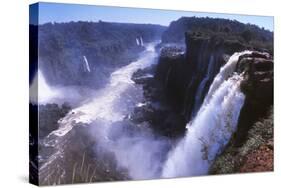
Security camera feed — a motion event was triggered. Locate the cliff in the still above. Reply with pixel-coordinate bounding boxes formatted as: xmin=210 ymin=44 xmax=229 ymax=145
xmin=155 ymin=17 xmax=273 ymax=173
xmin=157 ymin=17 xmax=273 ymax=121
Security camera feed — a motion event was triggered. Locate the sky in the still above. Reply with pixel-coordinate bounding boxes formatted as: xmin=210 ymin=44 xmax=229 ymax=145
xmin=31 ymin=2 xmax=274 ymax=31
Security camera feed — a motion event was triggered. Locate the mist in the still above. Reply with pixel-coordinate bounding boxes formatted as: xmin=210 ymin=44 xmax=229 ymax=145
xmin=36 ymin=43 xmax=250 ymax=182
xmin=29 ymin=69 xmax=94 ymax=107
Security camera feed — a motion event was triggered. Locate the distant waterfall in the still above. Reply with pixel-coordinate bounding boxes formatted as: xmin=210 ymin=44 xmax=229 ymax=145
xmin=161 ymin=51 xmax=251 ymax=178
xmin=136 ymin=37 xmax=144 ymax=46
xmin=83 ymin=56 xmax=91 ymax=72
xmin=140 ymin=37 xmax=144 ymax=46
xmin=136 ymin=38 xmax=140 ymax=46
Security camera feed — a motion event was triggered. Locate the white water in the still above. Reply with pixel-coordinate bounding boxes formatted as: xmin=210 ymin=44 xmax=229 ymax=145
xmin=161 ymin=51 xmax=250 ymax=178
xmin=29 ymin=70 xmax=61 ymax=104
xmin=45 ymin=43 xmax=158 ymax=138
xmin=30 ymin=70 xmax=92 ymax=106
xmin=42 ymin=42 xmax=168 ymax=179
xmin=40 ymin=47 xmax=251 ymax=180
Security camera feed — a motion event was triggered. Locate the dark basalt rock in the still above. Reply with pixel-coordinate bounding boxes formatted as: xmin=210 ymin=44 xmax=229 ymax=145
xmin=38 ymin=103 xmax=71 ymax=140
xmin=155 ymin=46 xmax=187 ymax=113
xmin=234 ymin=51 xmax=273 ymax=146
xmin=131 ymin=60 xmax=187 ymax=138
xmin=156 ymin=33 xmax=230 ymax=121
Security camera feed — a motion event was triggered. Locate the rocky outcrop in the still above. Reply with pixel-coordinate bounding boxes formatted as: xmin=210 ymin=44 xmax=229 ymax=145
xmin=38 ymin=103 xmax=71 ymax=139
xmin=235 ymin=51 xmax=273 ymax=145
xmin=210 ymin=52 xmax=273 ymax=174
xmin=131 ymin=65 xmax=187 ymax=138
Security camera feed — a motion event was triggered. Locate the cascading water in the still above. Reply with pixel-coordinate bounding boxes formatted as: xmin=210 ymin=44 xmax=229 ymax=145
xmin=39 ymin=47 xmax=252 ymax=182
xmin=40 ymin=42 xmax=169 ymax=180
xmin=161 ymin=51 xmax=251 ymax=178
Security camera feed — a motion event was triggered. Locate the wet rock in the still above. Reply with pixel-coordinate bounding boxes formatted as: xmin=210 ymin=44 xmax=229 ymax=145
xmin=38 ymin=103 xmax=71 ymax=139
xmin=235 ymin=51 xmax=273 ymax=146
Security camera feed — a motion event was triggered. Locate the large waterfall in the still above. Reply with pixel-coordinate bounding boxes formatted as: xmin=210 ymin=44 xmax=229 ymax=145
xmin=39 ymin=47 xmax=252 ymax=182
xmin=161 ymin=51 xmax=251 ymax=178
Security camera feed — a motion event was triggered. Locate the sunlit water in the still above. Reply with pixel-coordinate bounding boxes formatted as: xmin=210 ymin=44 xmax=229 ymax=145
xmin=38 ymin=46 xmax=252 ymax=182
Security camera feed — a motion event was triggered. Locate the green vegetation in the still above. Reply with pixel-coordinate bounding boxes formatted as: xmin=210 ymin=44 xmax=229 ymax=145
xmin=162 ymin=17 xmax=273 ymax=53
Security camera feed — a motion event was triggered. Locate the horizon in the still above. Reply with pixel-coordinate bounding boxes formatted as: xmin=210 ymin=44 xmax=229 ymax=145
xmin=30 ymin=2 xmax=274 ymax=31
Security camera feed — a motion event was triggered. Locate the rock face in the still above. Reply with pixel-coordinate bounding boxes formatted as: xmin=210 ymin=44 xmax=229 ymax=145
xmin=131 ymin=65 xmax=187 ymax=138
xmin=235 ymin=51 xmax=273 ymax=146
xmin=38 ymin=103 xmax=71 ymax=139
xmin=34 ymin=22 xmax=166 ymax=88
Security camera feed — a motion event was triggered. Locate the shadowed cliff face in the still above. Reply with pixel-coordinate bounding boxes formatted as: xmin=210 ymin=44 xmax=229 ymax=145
xmin=235 ymin=52 xmax=273 ymax=146
xmin=156 ymin=34 xmax=230 ymax=122
xmin=155 ymin=21 xmax=273 ymax=136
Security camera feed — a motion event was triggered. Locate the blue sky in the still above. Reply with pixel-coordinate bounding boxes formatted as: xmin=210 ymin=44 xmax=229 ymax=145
xmin=33 ymin=2 xmax=273 ymax=31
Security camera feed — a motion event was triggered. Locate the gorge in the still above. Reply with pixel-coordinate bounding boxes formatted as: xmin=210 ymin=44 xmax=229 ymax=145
xmin=30 ymin=17 xmax=273 ymax=185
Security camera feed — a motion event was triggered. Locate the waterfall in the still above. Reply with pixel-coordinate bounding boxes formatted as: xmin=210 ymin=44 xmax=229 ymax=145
xmin=161 ymin=51 xmax=250 ymax=178
xmin=39 ymin=47 xmax=253 ymax=182
xmin=136 ymin=37 xmax=144 ymax=46
xmin=136 ymin=38 xmax=140 ymax=46
xmin=140 ymin=37 xmax=144 ymax=46
xmin=83 ymin=56 xmax=91 ymax=72
xmin=29 ymin=70 xmax=60 ymax=104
